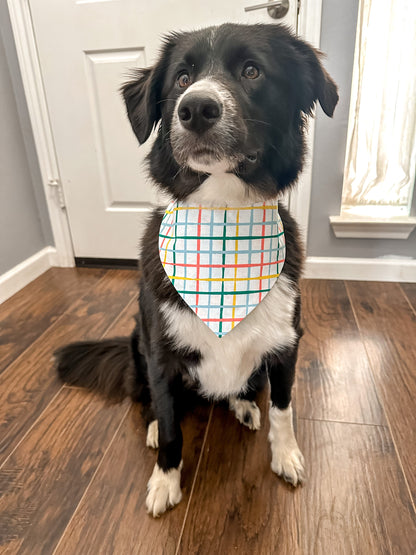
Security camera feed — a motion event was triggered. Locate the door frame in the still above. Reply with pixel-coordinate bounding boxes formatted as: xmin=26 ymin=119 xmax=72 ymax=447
xmin=8 ymin=0 xmax=322 ymax=267
xmin=7 ymin=0 xmax=75 ymax=267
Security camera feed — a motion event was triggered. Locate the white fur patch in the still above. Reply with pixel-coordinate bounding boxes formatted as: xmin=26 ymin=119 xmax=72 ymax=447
xmin=268 ymin=404 xmax=305 ymax=486
xmin=186 ymin=172 xmax=266 ymax=206
xmin=146 ymin=462 xmax=183 ymax=517
xmin=229 ymin=397 xmax=261 ymax=430
xmin=146 ymin=420 xmax=159 ymax=449
xmin=161 ymin=273 xmax=297 ymax=399
xmin=187 ymin=158 xmax=233 ymax=174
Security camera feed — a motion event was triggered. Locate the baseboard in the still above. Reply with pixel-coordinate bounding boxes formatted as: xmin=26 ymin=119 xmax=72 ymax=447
xmin=1 ymin=251 xmax=414 ymax=305
xmin=305 ymin=256 xmax=416 ymax=282
xmin=0 ymin=246 xmax=57 ymax=304
xmin=75 ymin=257 xmax=138 ymax=270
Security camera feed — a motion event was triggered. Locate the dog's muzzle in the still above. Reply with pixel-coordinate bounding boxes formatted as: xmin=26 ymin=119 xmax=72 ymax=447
xmin=178 ymin=93 xmax=223 ymax=135
xmin=170 ymin=78 xmax=247 ymax=172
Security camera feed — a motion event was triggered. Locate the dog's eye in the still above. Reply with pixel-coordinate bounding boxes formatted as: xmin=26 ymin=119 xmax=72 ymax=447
xmin=177 ymin=72 xmax=191 ymax=88
xmin=242 ymin=64 xmax=260 ymax=80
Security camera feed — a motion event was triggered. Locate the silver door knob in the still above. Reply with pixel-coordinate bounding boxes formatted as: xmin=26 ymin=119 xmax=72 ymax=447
xmin=244 ymin=0 xmax=289 ymax=19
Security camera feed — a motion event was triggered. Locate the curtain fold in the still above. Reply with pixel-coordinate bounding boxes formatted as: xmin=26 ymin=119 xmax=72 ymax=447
xmin=342 ymin=0 xmax=416 ymax=215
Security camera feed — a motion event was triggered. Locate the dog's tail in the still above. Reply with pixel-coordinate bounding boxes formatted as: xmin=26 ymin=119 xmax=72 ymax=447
xmin=54 ymin=333 xmax=147 ymax=403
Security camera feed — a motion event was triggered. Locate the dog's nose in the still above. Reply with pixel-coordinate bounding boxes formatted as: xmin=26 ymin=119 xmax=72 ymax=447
xmin=178 ymin=93 xmax=222 ymax=134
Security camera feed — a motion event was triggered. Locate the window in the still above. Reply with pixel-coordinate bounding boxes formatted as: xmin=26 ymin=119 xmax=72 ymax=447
xmin=331 ymin=0 xmax=416 ymax=238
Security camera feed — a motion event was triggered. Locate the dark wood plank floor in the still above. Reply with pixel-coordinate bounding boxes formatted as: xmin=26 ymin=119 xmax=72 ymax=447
xmin=0 ymin=269 xmax=415 ymax=554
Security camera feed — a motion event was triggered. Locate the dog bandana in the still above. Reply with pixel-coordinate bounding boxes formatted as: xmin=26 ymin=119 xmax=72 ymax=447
xmin=159 ymin=201 xmax=285 ymax=338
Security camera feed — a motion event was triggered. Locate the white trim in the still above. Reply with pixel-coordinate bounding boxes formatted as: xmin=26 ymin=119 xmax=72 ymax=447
xmin=329 ymin=215 xmax=416 ymax=239
xmin=7 ymin=0 xmax=74 ymax=267
xmin=289 ymin=0 xmax=323 ymax=243
xmin=305 ymin=256 xmax=416 ymax=282
xmin=0 ymin=247 xmax=57 ymax=304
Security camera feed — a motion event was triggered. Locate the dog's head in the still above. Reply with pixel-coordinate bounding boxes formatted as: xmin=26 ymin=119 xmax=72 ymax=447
xmin=122 ymin=24 xmax=338 ymax=201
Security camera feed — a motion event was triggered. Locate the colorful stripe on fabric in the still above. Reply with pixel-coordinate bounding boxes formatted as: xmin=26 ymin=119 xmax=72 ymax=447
xmin=159 ymin=201 xmax=285 ymax=338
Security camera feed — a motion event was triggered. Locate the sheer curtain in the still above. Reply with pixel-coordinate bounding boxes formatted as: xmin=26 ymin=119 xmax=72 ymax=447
xmin=341 ymin=0 xmax=416 ymax=218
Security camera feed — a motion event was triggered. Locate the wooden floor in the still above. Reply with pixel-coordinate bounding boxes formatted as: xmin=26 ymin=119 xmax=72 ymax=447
xmin=0 ymin=268 xmax=415 ymax=554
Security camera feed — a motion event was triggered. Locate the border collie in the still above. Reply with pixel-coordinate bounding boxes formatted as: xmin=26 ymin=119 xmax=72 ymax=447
xmin=55 ymin=23 xmax=338 ymax=517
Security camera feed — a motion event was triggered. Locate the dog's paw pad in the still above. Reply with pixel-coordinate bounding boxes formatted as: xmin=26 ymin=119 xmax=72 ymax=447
xmin=230 ymin=399 xmax=261 ymax=430
xmin=271 ymin=447 xmax=305 ymax=486
xmin=146 ymin=463 xmax=182 ymax=517
xmin=146 ymin=420 xmax=159 ymax=449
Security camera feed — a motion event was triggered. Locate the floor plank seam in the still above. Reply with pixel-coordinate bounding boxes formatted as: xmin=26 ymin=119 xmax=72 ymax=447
xmin=398 ymin=283 xmax=416 ymax=317
xmin=0 ymin=385 xmax=64 ymax=471
xmin=99 ymin=294 xmax=137 ymax=339
xmin=174 ymin=405 xmax=214 ymax=555
xmin=345 ymin=281 xmax=416 ymax=515
xmin=0 ymin=273 xmax=136 ymax=474
xmin=297 ymin=416 xmax=389 ymax=428
xmin=52 ymin=404 xmax=131 ymax=555
xmin=0 ymin=270 xmax=113 ymax=376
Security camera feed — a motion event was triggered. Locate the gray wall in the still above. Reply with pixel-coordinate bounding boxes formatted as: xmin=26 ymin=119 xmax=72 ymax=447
xmin=307 ymin=0 xmax=416 ymax=258
xmin=0 ymin=0 xmax=53 ymax=275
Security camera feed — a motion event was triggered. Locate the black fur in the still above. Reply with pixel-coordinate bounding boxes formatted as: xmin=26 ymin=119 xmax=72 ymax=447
xmin=55 ymin=23 xmax=338 ymax=509
xmin=55 ymin=339 xmax=132 ymax=402
xmin=123 ymin=24 xmax=338 ymax=199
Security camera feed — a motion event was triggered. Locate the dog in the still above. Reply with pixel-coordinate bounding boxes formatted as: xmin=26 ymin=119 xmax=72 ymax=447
xmin=55 ymin=23 xmax=338 ymax=517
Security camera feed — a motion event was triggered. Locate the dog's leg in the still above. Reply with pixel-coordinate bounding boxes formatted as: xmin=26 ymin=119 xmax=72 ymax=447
xmin=229 ymin=370 xmax=266 ymax=430
xmin=267 ymin=344 xmax=305 ymax=486
xmin=229 ymin=397 xmax=261 ymax=430
xmin=146 ymin=371 xmax=183 ymax=517
xmin=146 ymin=419 xmax=159 ymax=449
xmin=130 ymin=328 xmax=160 ymax=449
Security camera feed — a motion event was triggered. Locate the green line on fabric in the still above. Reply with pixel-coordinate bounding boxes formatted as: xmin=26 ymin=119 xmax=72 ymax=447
xmin=159 ymin=231 xmax=284 ymax=241
xmin=219 ymin=210 xmax=227 ymax=336
xmin=176 ymin=288 xmax=274 ymax=295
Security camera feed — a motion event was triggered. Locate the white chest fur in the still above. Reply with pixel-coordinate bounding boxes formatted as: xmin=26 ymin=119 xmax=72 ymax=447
xmin=161 ymin=273 xmax=297 ymax=399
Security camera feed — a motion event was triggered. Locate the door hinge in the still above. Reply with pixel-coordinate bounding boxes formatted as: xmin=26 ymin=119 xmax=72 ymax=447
xmin=48 ymin=179 xmax=66 ymax=209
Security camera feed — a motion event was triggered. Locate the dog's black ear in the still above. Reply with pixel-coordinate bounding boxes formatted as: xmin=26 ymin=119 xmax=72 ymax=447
xmin=121 ymin=67 xmax=159 ymax=144
xmin=293 ymin=39 xmax=339 ymax=118
xmin=121 ymin=35 xmax=177 ymax=144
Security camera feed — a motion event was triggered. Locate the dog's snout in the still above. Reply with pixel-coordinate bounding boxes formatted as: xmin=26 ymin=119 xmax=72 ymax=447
xmin=178 ymin=93 xmax=222 ymax=134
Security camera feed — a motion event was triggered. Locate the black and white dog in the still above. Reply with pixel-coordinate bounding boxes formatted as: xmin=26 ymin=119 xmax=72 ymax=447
xmin=56 ymin=23 xmax=338 ymax=517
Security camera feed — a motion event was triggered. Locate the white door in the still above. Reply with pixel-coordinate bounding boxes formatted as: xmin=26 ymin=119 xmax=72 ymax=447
xmin=29 ymin=0 xmax=298 ymax=259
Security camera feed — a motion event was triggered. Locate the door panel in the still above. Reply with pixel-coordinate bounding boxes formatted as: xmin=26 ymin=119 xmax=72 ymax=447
xmin=29 ymin=0 xmax=298 ymax=258
xmin=84 ymin=48 xmax=153 ymax=208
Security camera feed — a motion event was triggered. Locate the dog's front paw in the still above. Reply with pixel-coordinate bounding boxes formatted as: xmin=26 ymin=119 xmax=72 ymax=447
xmin=270 ymin=444 xmax=305 ymax=486
xmin=146 ymin=420 xmax=159 ymax=449
xmin=146 ymin=462 xmax=182 ymax=517
xmin=229 ymin=398 xmax=261 ymax=430
xmin=268 ymin=404 xmax=305 ymax=486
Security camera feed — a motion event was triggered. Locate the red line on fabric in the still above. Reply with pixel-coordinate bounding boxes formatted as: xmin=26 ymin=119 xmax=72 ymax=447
xmin=168 ymin=259 xmax=285 ymax=270
xmin=195 ymin=208 xmax=202 ymax=314
xmin=202 ymin=317 xmax=244 ymax=322
xmin=259 ymin=205 xmax=266 ymax=303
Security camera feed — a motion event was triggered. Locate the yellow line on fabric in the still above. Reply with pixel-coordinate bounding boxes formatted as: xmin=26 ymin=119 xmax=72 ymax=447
xmin=231 ymin=209 xmax=240 ymax=329
xmin=163 ymin=237 xmax=173 ymax=265
xmin=167 ymin=273 xmax=280 ymax=282
xmin=165 ymin=204 xmax=278 ymax=214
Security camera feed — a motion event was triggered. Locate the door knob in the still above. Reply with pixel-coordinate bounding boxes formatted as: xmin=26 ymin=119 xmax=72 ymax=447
xmin=244 ymin=0 xmax=289 ymax=19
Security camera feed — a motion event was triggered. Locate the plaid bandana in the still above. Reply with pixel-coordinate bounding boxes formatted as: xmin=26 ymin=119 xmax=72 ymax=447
xmin=159 ymin=201 xmax=285 ymax=338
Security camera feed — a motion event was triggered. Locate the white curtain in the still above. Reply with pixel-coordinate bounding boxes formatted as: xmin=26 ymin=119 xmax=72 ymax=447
xmin=342 ymin=0 xmax=416 ymax=216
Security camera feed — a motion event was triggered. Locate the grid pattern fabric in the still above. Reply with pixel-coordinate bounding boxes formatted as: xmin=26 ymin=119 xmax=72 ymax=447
xmin=159 ymin=201 xmax=285 ymax=337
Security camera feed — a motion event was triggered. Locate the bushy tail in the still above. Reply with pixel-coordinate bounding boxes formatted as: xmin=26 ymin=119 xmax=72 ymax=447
xmin=54 ymin=338 xmax=134 ymax=402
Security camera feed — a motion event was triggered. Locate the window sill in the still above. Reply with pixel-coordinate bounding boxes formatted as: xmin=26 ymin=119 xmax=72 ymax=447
xmin=329 ymin=215 xmax=416 ymax=239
